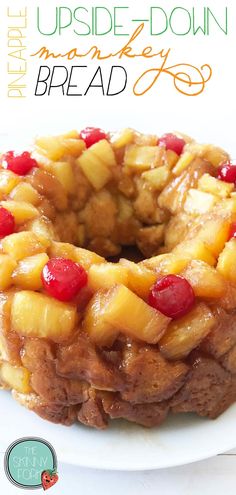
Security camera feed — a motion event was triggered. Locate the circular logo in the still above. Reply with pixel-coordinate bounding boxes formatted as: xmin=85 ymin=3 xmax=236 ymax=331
xmin=4 ymin=437 xmax=58 ymax=490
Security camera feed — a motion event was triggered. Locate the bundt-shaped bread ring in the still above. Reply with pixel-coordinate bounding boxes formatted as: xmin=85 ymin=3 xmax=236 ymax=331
xmin=0 ymin=127 xmax=236 ymax=429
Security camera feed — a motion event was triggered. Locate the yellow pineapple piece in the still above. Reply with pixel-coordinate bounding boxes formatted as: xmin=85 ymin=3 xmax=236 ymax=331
xmin=217 ymin=239 xmax=236 ymax=282
xmin=0 ymin=255 xmax=16 ymax=290
xmin=120 ymin=259 xmax=156 ymax=299
xmin=142 ymin=165 xmax=171 ymax=190
xmin=0 ymin=362 xmax=31 ymax=393
xmin=166 ymin=150 xmax=179 ymax=168
xmin=10 ymin=182 xmax=41 ymax=206
xmin=0 ymin=170 xmax=20 ymax=195
xmin=11 ymin=291 xmax=77 ymax=342
xmin=143 ymin=253 xmax=191 ymax=275
xmin=60 ymin=130 xmax=80 ymax=139
xmin=51 ymin=161 xmax=76 ymax=194
xmin=49 ymin=241 xmax=105 ymax=270
xmin=124 ymin=145 xmax=163 ymax=171
xmin=27 ymin=168 xmax=68 ymax=211
xmin=27 ymin=216 xmax=56 ymax=247
xmin=84 ymin=290 xmax=119 ymax=346
xmin=84 ymin=285 xmax=171 ymax=345
xmin=111 ymin=128 xmax=134 ymax=149
xmin=187 ymin=212 xmax=231 ymax=257
xmin=203 ymin=147 xmax=229 ymax=167
xmin=182 ymin=260 xmax=225 ymax=298
xmin=198 ymin=173 xmax=234 ymax=198
xmin=158 ymin=159 xmax=212 ymax=214
xmin=184 ymin=189 xmax=217 ymax=215
xmin=62 ymin=138 xmax=87 ymax=157
xmin=159 ymin=303 xmax=215 ymax=360
xmin=13 ymin=253 xmax=49 ymax=290
xmin=186 ymin=143 xmax=229 ymax=167
xmin=0 ymin=200 xmax=39 ymax=224
xmin=75 ymin=248 xmax=105 ymax=270
xmin=2 ymin=232 xmax=45 ymax=261
xmin=77 ymin=139 xmax=116 ymax=190
xmin=172 ymin=152 xmax=194 ymax=175
xmin=173 ymin=239 xmax=216 ymax=266
xmin=91 ymin=139 xmax=116 ymax=167
xmin=0 ymin=292 xmax=23 ymax=366
xmin=88 ymin=263 xmax=128 ymax=291
xmin=134 ymin=132 xmax=157 ymax=146
xmin=35 ymin=135 xmax=85 ymax=161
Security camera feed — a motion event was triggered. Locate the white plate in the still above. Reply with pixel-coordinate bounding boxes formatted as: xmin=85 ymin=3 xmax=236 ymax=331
xmin=1 ymin=390 xmax=236 ymax=471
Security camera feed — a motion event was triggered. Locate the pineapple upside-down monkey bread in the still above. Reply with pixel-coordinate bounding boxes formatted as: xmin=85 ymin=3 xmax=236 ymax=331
xmin=0 ymin=126 xmax=236 ymax=429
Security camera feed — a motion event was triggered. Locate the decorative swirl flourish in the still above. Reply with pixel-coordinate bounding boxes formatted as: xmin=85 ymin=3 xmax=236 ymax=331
xmin=133 ymin=63 xmax=212 ymax=97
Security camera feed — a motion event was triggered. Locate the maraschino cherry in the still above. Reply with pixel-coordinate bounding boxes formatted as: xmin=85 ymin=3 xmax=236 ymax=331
xmin=0 ymin=207 xmax=15 ymax=237
xmin=41 ymin=258 xmax=88 ymax=302
xmin=2 ymin=151 xmax=38 ymax=176
xmin=149 ymin=274 xmax=195 ymax=319
xmin=218 ymin=161 xmax=236 ymax=184
xmin=80 ymin=127 xmax=107 ymax=148
xmin=158 ymin=133 xmax=185 ymax=156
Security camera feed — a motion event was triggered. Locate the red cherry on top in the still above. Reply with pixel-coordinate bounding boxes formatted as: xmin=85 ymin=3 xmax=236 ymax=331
xmin=218 ymin=161 xmax=236 ymax=184
xmin=0 ymin=207 xmax=15 ymax=237
xmin=41 ymin=258 xmax=88 ymax=302
xmin=228 ymin=222 xmax=236 ymax=241
xmin=148 ymin=274 xmax=195 ymax=320
xmin=158 ymin=133 xmax=185 ymax=156
xmin=80 ymin=127 xmax=107 ymax=148
xmin=2 ymin=151 xmax=38 ymax=176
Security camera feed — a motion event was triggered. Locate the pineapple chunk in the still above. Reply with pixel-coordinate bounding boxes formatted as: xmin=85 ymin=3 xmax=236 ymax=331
xmin=142 ymin=165 xmax=170 ymax=190
xmin=27 ymin=216 xmax=56 ymax=247
xmin=166 ymin=150 xmax=179 ymax=169
xmin=158 ymin=159 xmax=213 ymax=214
xmin=90 ymin=139 xmax=116 ymax=167
xmin=75 ymin=247 xmax=105 ymax=270
xmin=77 ymin=139 xmax=115 ymax=190
xmin=84 ymin=285 xmax=171 ymax=345
xmin=198 ymin=173 xmax=233 ymax=198
xmin=187 ymin=212 xmax=231 ymax=257
xmin=159 ymin=303 xmax=215 ymax=360
xmin=203 ymin=147 xmax=229 ymax=167
xmin=0 ymin=362 xmax=31 ymax=393
xmin=120 ymin=259 xmax=157 ymax=299
xmin=184 ymin=189 xmax=217 ymax=215
xmin=11 ymin=291 xmax=77 ymax=342
xmin=35 ymin=135 xmax=85 ymax=161
xmin=27 ymin=168 xmax=68 ymax=211
xmin=49 ymin=241 xmax=104 ymax=270
xmin=182 ymin=260 xmax=225 ymax=298
xmin=51 ymin=161 xmax=76 ymax=194
xmin=0 ymin=293 xmax=22 ymax=365
xmin=143 ymin=253 xmax=191 ymax=275
xmin=134 ymin=132 xmax=157 ymax=146
xmin=0 ymin=200 xmax=39 ymax=224
xmin=217 ymin=239 xmax=236 ymax=282
xmin=10 ymin=182 xmax=41 ymax=206
xmin=13 ymin=253 xmax=49 ymax=290
xmin=173 ymin=239 xmax=216 ymax=266
xmin=124 ymin=145 xmax=163 ymax=171
xmin=172 ymin=152 xmax=194 ymax=175
xmin=0 ymin=170 xmax=20 ymax=195
xmin=88 ymin=263 xmax=128 ymax=291
xmin=0 ymin=255 xmax=16 ymax=290
xmin=2 ymin=232 xmax=45 ymax=261
xmin=84 ymin=290 xmax=119 ymax=346
xmin=111 ymin=128 xmax=134 ymax=149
